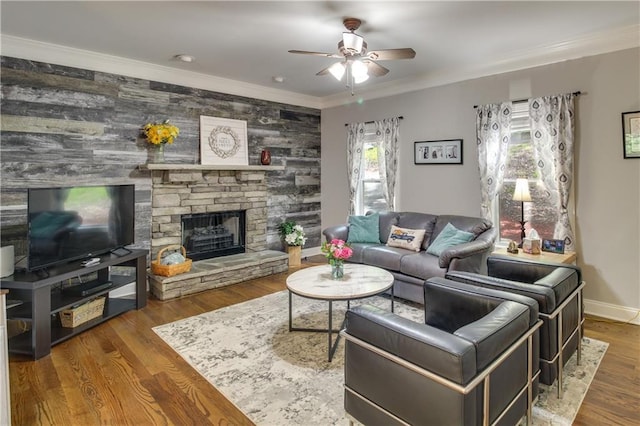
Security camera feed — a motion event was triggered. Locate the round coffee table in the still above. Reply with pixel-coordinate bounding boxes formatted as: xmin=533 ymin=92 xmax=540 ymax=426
xmin=286 ymin=263 xmax=394 ymax=362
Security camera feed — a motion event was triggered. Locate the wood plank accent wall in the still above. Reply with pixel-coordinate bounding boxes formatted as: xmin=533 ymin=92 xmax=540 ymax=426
xmin=0 ymin=57 xmax=321 ymax=257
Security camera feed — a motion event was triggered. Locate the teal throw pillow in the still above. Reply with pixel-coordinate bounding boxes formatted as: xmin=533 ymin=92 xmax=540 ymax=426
xmin=347 ymin=213 xmax=380 ymax=244
xmin=426 ymin=223 xmax=475 ymax=256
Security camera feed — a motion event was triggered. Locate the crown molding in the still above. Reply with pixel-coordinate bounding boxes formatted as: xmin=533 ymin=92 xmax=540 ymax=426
xmin=320 ymin=24 xmax=640 ymax=109
xmin=2 ymin=23 xmax=638 ymax=112
xmin=0 ymin=35 xmax=323 ymax=110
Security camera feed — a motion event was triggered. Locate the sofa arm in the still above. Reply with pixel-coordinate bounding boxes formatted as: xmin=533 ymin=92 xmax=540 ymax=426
xmin=322 ymin=224 xmax=349 ymax=242
xmin=438 ymin=239 xmax=493 ymax=269
xmin=345 ymin=305 xmax=477 ymax=384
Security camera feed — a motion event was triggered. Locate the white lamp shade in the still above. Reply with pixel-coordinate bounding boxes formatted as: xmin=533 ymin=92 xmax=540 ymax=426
xmin=328 ymin=62 xmax=345 ymax=81
xmin=513 ymin=178 xmax=532 ymax=202
xmin=342 ymin=32 xmax=364 ymax=53
xmin=351 ymin=60 xmax=369 ymax=84
xmin=353 ymin=72 xmax=369 ymax=84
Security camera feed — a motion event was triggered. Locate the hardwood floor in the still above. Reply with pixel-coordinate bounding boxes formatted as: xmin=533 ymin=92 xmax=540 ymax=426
xmin=9 ymin=257 xmax=640 ymax=425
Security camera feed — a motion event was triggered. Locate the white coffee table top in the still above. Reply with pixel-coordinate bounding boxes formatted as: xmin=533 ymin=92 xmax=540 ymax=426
xmin=286 ymin=263 xmax=394 ymax=300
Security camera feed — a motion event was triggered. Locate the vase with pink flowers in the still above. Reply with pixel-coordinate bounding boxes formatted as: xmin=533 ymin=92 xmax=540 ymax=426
xmin=321 ymin=239 xmax=353 ymax=280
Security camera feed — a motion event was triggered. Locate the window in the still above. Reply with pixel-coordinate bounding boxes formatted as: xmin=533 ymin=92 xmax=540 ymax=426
xmin=356 ymin=128 xmax=388 ymax=215
xmin=496 ymin=103 xmax=563 ymax=244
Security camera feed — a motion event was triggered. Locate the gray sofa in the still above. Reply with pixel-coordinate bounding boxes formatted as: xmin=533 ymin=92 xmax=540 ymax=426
xmin=322 ymin=211 xmax=497 ymax=303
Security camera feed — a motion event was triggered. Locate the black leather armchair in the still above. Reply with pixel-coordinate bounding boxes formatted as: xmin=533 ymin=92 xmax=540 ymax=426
xmin=342 ymin=277 xmax=541 ymax=426
xmin=446 ymin=254 xmax=584 ymax=398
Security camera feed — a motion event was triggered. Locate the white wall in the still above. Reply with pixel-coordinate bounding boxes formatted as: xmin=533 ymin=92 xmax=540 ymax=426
xmin=321 ymin=48 xmax=640 ymax=321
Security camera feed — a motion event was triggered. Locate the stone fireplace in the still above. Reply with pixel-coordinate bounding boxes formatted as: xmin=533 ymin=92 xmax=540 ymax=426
xmin=146 ymin=164 xmax=288 ymax=300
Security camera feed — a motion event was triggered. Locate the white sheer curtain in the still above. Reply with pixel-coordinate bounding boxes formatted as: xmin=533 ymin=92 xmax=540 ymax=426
xmin=374 ymin=117 xmax=400 ymax=211
xmin=529 ymin=93 xmax=577 ymax=251
xmin=475 ymin=102 xmax=513 ymax=220
xmin=346 ymin=122 xmax=367 ymax=215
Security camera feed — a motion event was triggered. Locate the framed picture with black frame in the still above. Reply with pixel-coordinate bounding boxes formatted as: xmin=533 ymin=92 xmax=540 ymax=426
xmin=542 ymin=239 xmax=565 ymax=254
xmin=414 ymin=139 xmax=463 ymax=165
xmin=622 ymin=110 xmax=640 ymax=159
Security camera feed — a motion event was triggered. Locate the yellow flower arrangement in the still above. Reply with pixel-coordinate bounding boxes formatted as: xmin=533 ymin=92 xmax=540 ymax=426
xmin=142 ymin=120 xmax=180 ymax=145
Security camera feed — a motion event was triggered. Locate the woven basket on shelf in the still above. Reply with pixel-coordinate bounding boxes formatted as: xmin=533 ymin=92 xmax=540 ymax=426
xmin=60 ymin=296 xmax=105 ymax=328
xmin=151 ymin=245 xmax=192 ymax=277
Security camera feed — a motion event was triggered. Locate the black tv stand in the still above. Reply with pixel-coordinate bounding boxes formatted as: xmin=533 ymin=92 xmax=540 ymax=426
xmin=1 ymin=249 xmax=147 ymax=359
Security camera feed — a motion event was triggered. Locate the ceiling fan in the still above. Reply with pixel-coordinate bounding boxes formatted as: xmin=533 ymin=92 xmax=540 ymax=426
xmin=289 ymin=18 xmax=416 ymax=94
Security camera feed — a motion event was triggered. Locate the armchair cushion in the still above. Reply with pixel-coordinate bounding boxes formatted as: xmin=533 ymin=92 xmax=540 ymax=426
xmin=347 ymin=213 xmax=380 ymax=243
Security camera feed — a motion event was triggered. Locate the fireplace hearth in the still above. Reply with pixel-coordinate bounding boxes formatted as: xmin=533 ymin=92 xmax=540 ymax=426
xmin=182 ymin=210 xmax=245 ymax=261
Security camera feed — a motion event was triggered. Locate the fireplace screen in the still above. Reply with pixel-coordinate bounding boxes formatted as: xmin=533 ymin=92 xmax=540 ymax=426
xmin=181 ymin=210 xmax=245 ymax=261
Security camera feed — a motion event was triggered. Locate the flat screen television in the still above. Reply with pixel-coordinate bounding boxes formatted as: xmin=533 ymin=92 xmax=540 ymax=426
xmin=27 ymin=184 xmax=135 ymax=271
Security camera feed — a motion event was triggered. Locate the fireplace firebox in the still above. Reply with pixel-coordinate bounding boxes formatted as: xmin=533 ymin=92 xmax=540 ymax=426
xmin=181 ymin=210 xmax=246 ymax=261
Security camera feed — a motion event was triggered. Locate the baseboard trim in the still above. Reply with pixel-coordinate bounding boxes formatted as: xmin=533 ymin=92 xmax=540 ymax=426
xmin=584 ymin=298 xmax=640 ymax=325
xmin=302 ymin=246 xmax=322 ymax=259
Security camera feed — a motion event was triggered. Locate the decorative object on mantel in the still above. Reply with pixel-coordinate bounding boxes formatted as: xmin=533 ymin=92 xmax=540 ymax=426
xmin=200 ymin=116 xmax=248 ymax=166
xmin=321 ymin=239 xmax=353 ymax=279
xmin=260 ymin=149 xmax=272 ymax=165
xmin=142 ymin=119 xmax=180 ymax=163
xmin=512 ymin=178 xmax=532 ymax=247
xmin=151 ymin=245 xmax=192 ymax=277
xmin=278 ymin=221 xmax=307 ymax=267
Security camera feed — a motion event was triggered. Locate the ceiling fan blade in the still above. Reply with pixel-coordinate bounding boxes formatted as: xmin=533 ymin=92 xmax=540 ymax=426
xmin=366 ymin=60 xmax=389 ymax=77
xmin=316 ymin=66 xmax=332 ymax=76
xmin=288 ymin=50 xmax=342 ymax=58
xmin=366 ymin=48 xmax=416 ymax=61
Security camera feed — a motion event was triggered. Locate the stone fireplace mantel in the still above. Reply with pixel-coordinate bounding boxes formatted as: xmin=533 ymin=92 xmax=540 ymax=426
xmin=146 ymin=163 xmax=289 ymax=300
xmin=143 ymin=164 xmax=285 ymax=171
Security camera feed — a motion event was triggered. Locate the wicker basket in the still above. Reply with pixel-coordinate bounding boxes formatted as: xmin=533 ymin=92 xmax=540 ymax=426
xmin=60 ymin=296 xmax=105 ymax=328
xmin=151 ymin=245 xmax=193 ymax=277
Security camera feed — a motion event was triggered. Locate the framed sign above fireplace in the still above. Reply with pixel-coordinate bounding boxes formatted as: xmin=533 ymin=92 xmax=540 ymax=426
xmin=200 ymin=116 xmax=248 ymax=166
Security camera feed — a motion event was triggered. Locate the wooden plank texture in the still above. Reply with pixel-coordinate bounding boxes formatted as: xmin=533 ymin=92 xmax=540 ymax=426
xmin=8 ymin=255 xmax=640 ymax=426
xmin=0 ymin=56 xmax=321 ymax=257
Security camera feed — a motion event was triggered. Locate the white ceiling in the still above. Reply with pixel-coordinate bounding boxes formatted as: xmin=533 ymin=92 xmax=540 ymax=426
xmin=1 ymin=1 xmax=639 ymax=107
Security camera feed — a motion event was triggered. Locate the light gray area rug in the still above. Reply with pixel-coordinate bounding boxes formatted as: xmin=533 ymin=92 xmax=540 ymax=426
xmin=153 ymin=291 xmax=608 ymax=426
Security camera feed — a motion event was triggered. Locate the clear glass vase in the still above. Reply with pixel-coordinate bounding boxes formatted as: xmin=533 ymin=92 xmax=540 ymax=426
xmin=331 ymin=262 xmax=344 ymax=280
xmin=148 ymin=144 xmax=165 ymax=163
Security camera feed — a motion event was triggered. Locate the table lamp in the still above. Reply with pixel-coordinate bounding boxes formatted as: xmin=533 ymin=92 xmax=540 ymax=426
xmin=512 ymin=178 xmax=532 ymax=247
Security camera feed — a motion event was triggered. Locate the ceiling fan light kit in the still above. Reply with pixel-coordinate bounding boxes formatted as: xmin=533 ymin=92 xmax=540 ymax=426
xmin=289 ymin=17 xmax=416 ymax=95
xmin=328 ymin=62 xmax=346 ymax=80
xmin=342 ymin=32 xmax=364 ymax=54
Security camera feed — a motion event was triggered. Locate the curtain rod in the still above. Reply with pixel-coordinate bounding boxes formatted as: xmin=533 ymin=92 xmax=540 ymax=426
xmin=345 ymin=116 xmax=404 ymax=126
xmin=473 ymin=91 xmax=582 ymax=109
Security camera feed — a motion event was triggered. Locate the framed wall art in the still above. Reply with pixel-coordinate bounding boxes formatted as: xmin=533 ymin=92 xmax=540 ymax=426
xmin=622 ymin=110 xmax=640 ymax=159
xmin=200 ymin=116 xmax=248 ymax=165
xmin=414 ymin=139 xmax=463 ymax=165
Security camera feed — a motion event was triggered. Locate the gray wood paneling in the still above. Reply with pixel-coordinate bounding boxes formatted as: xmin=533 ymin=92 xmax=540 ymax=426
xmin=0 ymin=57 xmax=321 ymax=258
